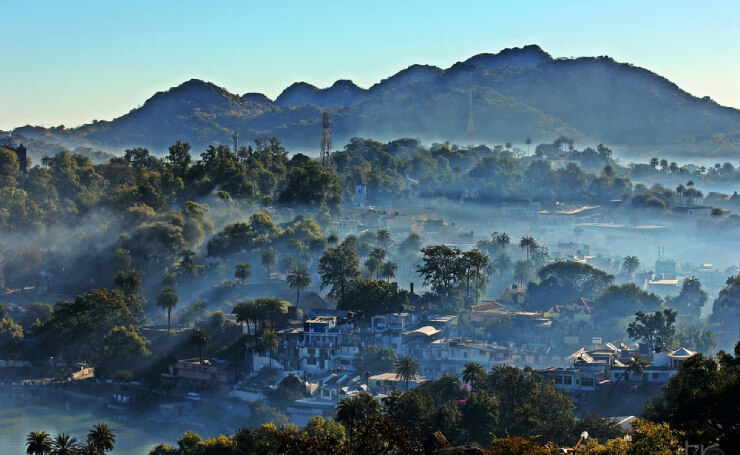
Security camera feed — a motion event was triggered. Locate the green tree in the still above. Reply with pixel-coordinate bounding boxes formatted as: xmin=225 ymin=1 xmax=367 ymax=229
xmin=354 ymin=345 xmax=398 ymax=376
xmin=286 ymin=266 xmax=311 ymax=307
xmin=234 ymin=263 xmax=251 ymax=284
xmin=375 ymin=229 xmax=391 ymax=249
xmin=606 ymin=354 xmax=649 ymax=408
xmin=338 ymin=279 xmax=408 ymax=316
xmin=461 ymin=362 xmax=487 ymax=391
xmin=527 ymin=261 xmax=614 ymax=311
xmin=87 ymin=423 xmax=116 ymax=454
xmin=26 ymin=430 xmax=52 ymax=455
xmin=395 ymin=355 xmax=419 ymax=390
xmin=667 ymin=277 xmax=707 ymax=320
xmin=50 ymin=434 xmax=78 ymax=455
xmin=336 ymin=393 xmax=380 ymax=431
xmin=261 ymin=249 xmax=277 ymax=277
xmin=0 ymin=317 xmax=23 ymax=359
xmin=379 ymin=260 xmax=398 ymax=283
xmin=113 ymin=269 xmax=142 ymax=295
xmin=261 ymin=329 xmax=279 ymax=369
xmin=628 ymin=309 xmax=678 ymax=347
xmin=621 ymin=255 xmax=640 ymax=278
xmin=318 ymin=242 xmax=360 ymax=300
xmin=156 ymin=287 xmax=179 ymax=333
xmin=303 ymin=416 xmax=347 ymax=445
xmin=233 ymin=300 xmax=259 ymax=337
xmin=461 ymin=390 xmax=499 ymax=446
xmin=100 ymin=325 xmax=151 ymax=377
xmin=519 ymin=235 xmax=537 ymax=262
xmin=189 ymin=327 xmax=210 ymax=364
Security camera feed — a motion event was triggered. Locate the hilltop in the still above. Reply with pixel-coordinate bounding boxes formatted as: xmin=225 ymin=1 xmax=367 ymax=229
xmin=10 ymin=45 xmax=740 ymax=156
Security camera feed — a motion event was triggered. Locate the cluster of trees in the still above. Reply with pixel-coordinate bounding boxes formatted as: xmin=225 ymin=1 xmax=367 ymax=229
xmin=26 ymin=423 xmax=115 ymax=455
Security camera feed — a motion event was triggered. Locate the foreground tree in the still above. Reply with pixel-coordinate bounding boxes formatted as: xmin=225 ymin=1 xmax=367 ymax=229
xmin=50 ymin=434 xmax=78 ymax=455
xmin=26 ymin=431 xmax=52 ymax=455
xmin=628 ymin=309 xmax=678 ymax=347
xmin=87 ymin=423 xmax=116 ymax=454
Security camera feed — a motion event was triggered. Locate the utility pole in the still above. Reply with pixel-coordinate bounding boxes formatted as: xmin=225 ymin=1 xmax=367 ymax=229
xmin=466 ymin=73 xmax=476 ymax=146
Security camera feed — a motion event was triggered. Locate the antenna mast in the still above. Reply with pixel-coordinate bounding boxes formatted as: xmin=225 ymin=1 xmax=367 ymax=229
xmin=232 ymin=130 xmax=239 ymax=153
xmin=466 ymin=73 xmax=476 ymax=145
xmin=320 ymin=112 xmax=333 ymax=170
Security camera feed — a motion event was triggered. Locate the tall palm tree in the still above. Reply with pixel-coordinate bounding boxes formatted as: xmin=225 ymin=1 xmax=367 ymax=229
xmin=395 ymin=355 xmax=420 ymax=391
xmin=607 ymin=354 xmax=648 ymax=408
xmin=261 ymin=329 xmax=280 ymax=369
xmin=463 ymin=249 xmax=489 ymax=304
xmin=380 ymin=260 xmax=398 ymax=283
xmin=519 ymin=236 xmax=536 ymax=262
xmin=494 ymin=232 xmax=511 ymax=252
xmin=514 ymin=260 xmax=531 ymax=287
xmin=366 ymin=248 xmax=386 ymax=279
xmin=50 ymin=434 xmax=78 ymax=455
xmin=261 ymin=249 xmax=277 ymax=278
xmin=495 ymin=252 xmax=512 ymax=286
xmin=234 ymin=262 xmax=251 ymax=283
xmin=189 ymin=327 xmax=210 ymax=364
xmin=87 ymin=423 xmax=116 ymax=454
xmin=233 ymin=300 xmax=259 ymax=336
xmin=156 ymin=287 xmax=178 ymax=333
xmin=621 ymin=256 xmax=640 ymax=279
xmin=376 ymin=229 xmax=391 ymax=250
xmin=461 ymin=362 xmax=486 ymax=392
xmin=286 ymin=266 xmax=311 ymax=306
xmin=26 ymin=430 xmax=52 ymax=455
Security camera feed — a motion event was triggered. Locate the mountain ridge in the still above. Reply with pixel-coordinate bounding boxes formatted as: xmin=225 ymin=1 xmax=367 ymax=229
xmin=10 ymin=45 xmax=740 ymax=157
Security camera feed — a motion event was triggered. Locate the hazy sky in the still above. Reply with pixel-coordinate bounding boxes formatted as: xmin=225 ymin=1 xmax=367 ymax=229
xmin=1 ymin=0 xmax=738 ymax=130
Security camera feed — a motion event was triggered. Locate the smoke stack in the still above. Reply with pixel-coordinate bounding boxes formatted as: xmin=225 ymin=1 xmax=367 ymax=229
xmin=410 ymin=282 xmax=414 ymax=294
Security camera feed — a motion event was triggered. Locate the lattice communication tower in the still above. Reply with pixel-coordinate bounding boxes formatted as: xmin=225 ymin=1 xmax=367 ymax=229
xmin=320 ymin=112 xmax=333 ymax=170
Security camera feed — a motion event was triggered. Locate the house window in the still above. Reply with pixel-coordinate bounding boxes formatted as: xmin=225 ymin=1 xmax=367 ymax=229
xmin=554 ymin=376 xmax=563 ymax=384
xmin=652 ymin=373 xmax=659 ymax=379
xmin=581 ymin=378 xmax=594 ymax=387
xmin=463 ymin=352 xmax=468 ymax=358
xmin=563 ymin=376 xmax=573 ymax=385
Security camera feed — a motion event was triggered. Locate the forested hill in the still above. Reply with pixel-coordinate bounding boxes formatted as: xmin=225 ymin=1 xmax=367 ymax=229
xmin=11 ymin=45 xmax=740 ymax=156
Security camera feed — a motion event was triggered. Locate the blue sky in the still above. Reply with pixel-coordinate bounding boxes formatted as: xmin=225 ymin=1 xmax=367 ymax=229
xmin=1 ymin=0 xmax=738 ymax=130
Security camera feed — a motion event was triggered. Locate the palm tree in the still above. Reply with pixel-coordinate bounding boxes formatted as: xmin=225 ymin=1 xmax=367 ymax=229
xmin=461 ymin=362 xmax=486 ymax=392
xmin=376 ymin=229 xmax=391 ymax=249
xmin=621 ymin=256 xmax=640 ymax=279
xmin=336 ymin=393 xmax=380 ymax=428
xmin=607 ymin=354 xmax=648 ymax=407
xmin=366 ymin=248 xmax=386 ymax=279
xmin=233 ymin=300 xmax=259 ymax=336
xmin=261 ymin=329 xmax=280 ymax=369
xmin=395 ymin=355 xmax=420 ymax=391
xmin=514 ymin=260 xmax=531 ymax=286
xmin=234 ymin=262 xmax=251 ymax=283
xmin=495 ymin=252 xmax=512 ymax=286
xmin=676 ymin=184 xmax=686 ymax=204
xmin=494 ymin=232 xmax=511 ymax=252
xmin=261 ymin=249 xmax=277 ymax=277
xmin=26 ymin=431 xmax=52 ymax=455
xmin=286 ymin=266 xmax=311 ymax=306
xmin=87 ymin=423 xmax=115 ymax=454
xmin=519 ymin=236 xmax=536 ymax=262
xmin=650 ymin=157 xmax=659 ymax=169
xmin=189 ymin=327 xmax=210 ymax=364
xmin=525 ymin=137 xmax=532 ymax=154
xmin=380 ymin=260 xmax=398 ymax=283
xmin=711 ymin=207 xmax=723 ymax=223
xmin=156 ymin=287 xmax=178 ymax=333
xmin=50 ymin=434 xmax=78 ymax=455
xmin=464 ymin=249 xmax=489 ymax=303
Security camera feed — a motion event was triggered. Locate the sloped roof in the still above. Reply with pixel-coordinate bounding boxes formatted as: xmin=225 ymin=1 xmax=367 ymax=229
xmin=409 ymin=326 xmax=441 ymax=337
xmin=669 ymin=347 xmax=696 ymax=358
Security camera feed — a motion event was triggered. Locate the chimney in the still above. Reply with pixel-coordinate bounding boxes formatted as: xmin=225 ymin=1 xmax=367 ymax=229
xmin=410 ymin=282 xmax=414 ymax=294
